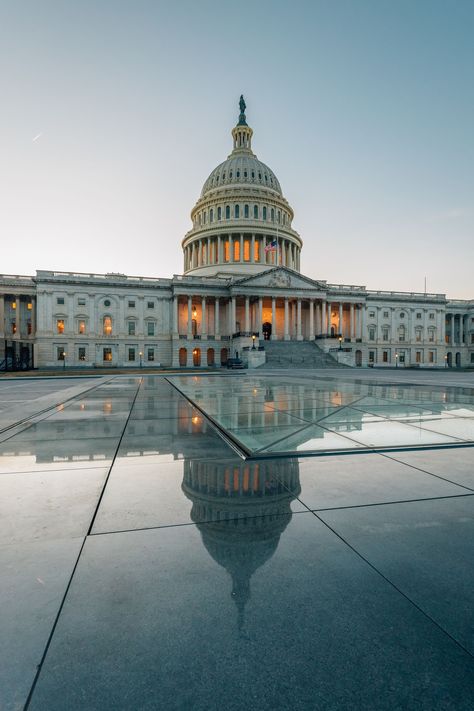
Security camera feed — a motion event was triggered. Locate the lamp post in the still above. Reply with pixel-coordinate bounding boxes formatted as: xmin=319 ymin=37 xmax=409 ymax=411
xmin=252 ymin=334 xmax=256 ymax=350
xmin=63 ymin=351 xmax=67 ymax=371
xmin=395 ymin=352 xmax=398 ymax=368
xmin=338 ymin=336 xmax=342 ymax=350
xmin=444 ymin=354 xmax=448 ymax=368
xmin=139 ymin=351 xmax=143 ymax=369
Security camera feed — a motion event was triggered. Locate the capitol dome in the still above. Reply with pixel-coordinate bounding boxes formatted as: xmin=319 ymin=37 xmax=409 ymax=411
xmin=182 ymin=97 xmax=302 ymax=277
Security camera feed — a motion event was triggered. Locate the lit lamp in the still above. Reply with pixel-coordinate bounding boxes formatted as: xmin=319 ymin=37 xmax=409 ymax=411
xmin=395 ymin=352 xmax=398 ymax=368
xmin=63 ymin=351 xmax=67 ymax=370
xmin=444 ymin=354 xmax=448 ymax=368
xmin=252 ymin=334 xmax=256 ymax=350
xmin=139 ymin=351 xmax=143 ymax=368
xmin=338 ymin=336 xmax=342 ymax=350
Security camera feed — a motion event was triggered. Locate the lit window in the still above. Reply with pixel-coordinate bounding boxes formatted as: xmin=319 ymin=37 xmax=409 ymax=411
xmin=78 ymin=320 xmax=86 ymax=335
xmin=27 ymin=302 xmax=32 ymax=310
xmin=254 ymin=240 xmax=260 ymax=262
xmin=147 ymin=322 xmax=155 ymax=336
xmin=12 ymin=301 xmax=16 ymax=309
xmin=128 ymin=348 xmax=135 ymax=362
xmin=11 ymin=321 xmax=16 ymax=334
xmin=103 ymin=316 xmax=112 ymax=335
xmin=57 ymin=347 xmax=65 ymax=361
xmin=57 ymin=297 xmax=64 ymax=305
xmin=128 ymin=321 xmax=136 ymax=336
xmin=57 ymin=319 xmax=65 ymax=334
xmin=78 ymin=347 xmax=86 ymax=361
xmin=103 ymin=348 xmax=112 ymax=362
xmin=243 ymin=240 xmax=250 ymax=262
xmin=233 ymin=239 xmax=240 ymax=261
xmin=224 ymin=240 xmax=230 ymax=262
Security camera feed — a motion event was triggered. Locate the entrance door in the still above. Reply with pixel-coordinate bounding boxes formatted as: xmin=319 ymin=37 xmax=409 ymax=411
xmin=262 ymin=321 xmax=272 ymax=341
xmin=455 ymin=352 xmax=461 ymax=367
xmin=355 ymin=350 xmax=362 ymax=367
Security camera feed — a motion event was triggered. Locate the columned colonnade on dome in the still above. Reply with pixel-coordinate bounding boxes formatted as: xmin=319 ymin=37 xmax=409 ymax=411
xmin=183 ymin=234 xmax=301 ymax=272
xmin=172 ymin=293 xmax=365 ymax=340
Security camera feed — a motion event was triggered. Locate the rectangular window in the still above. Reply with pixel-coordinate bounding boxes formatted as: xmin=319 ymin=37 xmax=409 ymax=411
xmin=128 ymin=300 xmax=135 ymax=308
xmin=27 ymin=322 xmax=32 ymax=335
xmin=471 ymin=353 xmax=474 ymax=363
xmin=416 ymin=351 xmax=422 ymax=363
xmin=103 ymin=348 xmax=112 ymax=362
xmin=78 ymin=320 xmax=86 ymax=334
xmin=57 ymin=347 xmax=65 ymax=361
xmin=78 ymin=347 xmax=86 ymax=361
xmin=254 ymin=240 xmax=260 ymax=262
xmin=57 ymin=319 xmax=65 ymax=334
xmin=147 ymin=348 xmax=155 ymax=362
xmin=383 ymin=311 xmax=389 ymax=318
xmin=128 ymin=321 xmax=136 ymax=336
xmin=416 ymin=331 xmax=421 ymax=342
xmin=382 ymin=351 xmax=388 ymax=363
xmin=128 ymin=348 xmax=135 ymax=362
xmin=77 ymin=298 xmax=86 ymax=306
xmin=369 ymin=311 xmax=375 ymax=318
xmin=369 ymin=327 xmax=376 ymax=340
xmin=382 ymin=328 xmax=388 ymax=341
xmin=429 ymin=351 xmax=436 ymax=363
xmin=429 ymin=313 xmax=435 ymax=320
xmin=233 ymin=239 xmax=240 ymax=261
xmin=147 ymin=301 xmax=154 ymax=309
xmin=243 ymin=240 xmax=250 ymax=262
xmin=416 ymin=313 xmax=422 ymax=319
xmin=369 ymin=350 xmax=375 ymax=363
xmin=429 ymin=331 xmax=435 ymax=342
xmin=224 ymin=241 xmax=230 ymax=262
xmin=11 ymin=301 xmax=16 ymax=309
xmin=27 ymin=302 xmax=32 ymax=310
xmin=147 ymin=322 xmax=155 ymax=336
xmin=57 ymin=297 xmax=64 ymax=305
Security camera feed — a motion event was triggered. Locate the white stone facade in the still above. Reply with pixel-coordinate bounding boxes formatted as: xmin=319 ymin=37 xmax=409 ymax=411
xmin=1 ymin=100 xmax=473 ymax=370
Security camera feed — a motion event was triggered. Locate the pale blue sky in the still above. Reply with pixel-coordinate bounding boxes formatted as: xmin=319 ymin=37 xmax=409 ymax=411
xmin=1 ymin=0 xmax=473 ymax=297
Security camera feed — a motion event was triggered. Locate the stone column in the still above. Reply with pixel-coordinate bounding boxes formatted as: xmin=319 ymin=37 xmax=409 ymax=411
xmin=309 ymin=299 xmax=314 ymax=340
xmin=350 ymin=303 xmax=354 ymax=339
xmin=230 ymin=236 xmax=234 ymax=263
xmin=297 ymin=299 xmax=302 ymax=340
xmin=362 ymin=306 xmax=367 ymax=342
xmin=240 ymin=234 xmax=244 ymax=263
xmin=15 ymin=296 xmax=21 ymax=339
xmin=339 ymin=302 xmax=343 ymax=336
xmin=284 ymin=298 xmax=289 ymax=340
xmin=251 ymin=234 xmax=255 ymax=264
xmin=217 ymin=236 xmax=222 ymax=264
xmin=201 ymin=297 xmax=207 ymax=338
xmin=321 ymin=299 xmax=326 ymax=335
xmin=245 ymin=297 xmax=250 ymax=332
xmin=258 ymin=297 xmax=263 ymax=334
xmin=0 ymin=295 xmax=5 ymax=338
xmin=231 ymin=297 xmax=236 ymax=334
xmin=187 ymin=296 xmax=192 ymax=338
xmin=327 ymin=302 xmax=331 ymax=336
xmin=173 ymin=296 xmax=178 ymax=335
xmin=207 ymin=238 xmax=211 ymax=265
xmin=460 ymin=314 xmax=464 ymax=345
xmin=271 ymin=297 xmax=276 ymax=340
xmin=215 ymin=298 xmax=220 ymax=337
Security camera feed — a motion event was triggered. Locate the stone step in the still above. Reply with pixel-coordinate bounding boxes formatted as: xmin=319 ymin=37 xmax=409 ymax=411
xmin=258 ymin=340 xmax=348 ymax=369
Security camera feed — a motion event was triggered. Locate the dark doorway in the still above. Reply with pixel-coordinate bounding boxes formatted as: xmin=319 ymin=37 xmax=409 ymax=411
xmin=262 ymin=322 xmax=272 ymax=340
xmin=355 ymin=350 xmax=362 ymax=367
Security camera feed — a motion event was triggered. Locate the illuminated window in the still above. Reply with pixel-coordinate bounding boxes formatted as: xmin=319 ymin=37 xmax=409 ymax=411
xmin=254 ymin=239 xmax=260 ymax=262
xmin=12 ymin=301 xmax=16 ymax=309
xmin=78 ymin=347 xmax=86 ymax=361
xmin=78 ymin=320 xmax=86 ymax=334
xmin=57 ymin=347 xmax=65 ymax=361
xmin=103 ymin=316 xmax=112 ymax=335
xmin=224 ymin=240 xmax=230 ymax=262
xmin=27 ymin=302 xmax=32 ymax=310
xmin=233 ymin=239 xmax=240 ymax=261
xmin=57 ymin=319 xmax=65 ymax=334
xmin=103 ymin=348 xmax=112 ymax=362
xmin=11 ymin=321 xmax=16 ymax=334
xmin=243 ymin=240 xmax=250 ymax=261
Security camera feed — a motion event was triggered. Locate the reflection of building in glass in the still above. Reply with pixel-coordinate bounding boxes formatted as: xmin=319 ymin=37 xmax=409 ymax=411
xmin=182 ymin=458 xmax=301 ymax=630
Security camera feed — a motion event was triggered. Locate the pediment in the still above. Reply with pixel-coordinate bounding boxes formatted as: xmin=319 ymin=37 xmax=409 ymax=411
xmin=233 ymin=267 xmax=326 ymax=292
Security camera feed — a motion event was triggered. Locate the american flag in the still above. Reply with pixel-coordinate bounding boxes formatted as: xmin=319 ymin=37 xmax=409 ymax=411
xmin=264 ymin=239 xmax=278 ymax=253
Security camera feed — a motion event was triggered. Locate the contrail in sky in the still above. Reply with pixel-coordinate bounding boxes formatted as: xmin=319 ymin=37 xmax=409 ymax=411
xmin=32 ymin=133 xmax=42 ymax=142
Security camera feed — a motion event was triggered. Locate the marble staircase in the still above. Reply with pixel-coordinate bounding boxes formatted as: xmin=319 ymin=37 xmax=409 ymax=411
xmin=258 ymin=340 xmax=348 ymax=369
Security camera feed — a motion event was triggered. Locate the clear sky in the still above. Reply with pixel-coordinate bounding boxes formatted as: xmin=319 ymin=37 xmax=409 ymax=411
xmin=1 ymin=0 xmax=473 ymax=297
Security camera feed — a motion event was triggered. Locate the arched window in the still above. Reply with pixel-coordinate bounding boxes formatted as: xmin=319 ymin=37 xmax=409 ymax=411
xmin=203 ymin=212 xmax=206 ymax=224
xmin=236 ymin=170 xmax=240 ymax=178
xmin=220 ymin=348 xmax=229 ymax=365
xmin=234 ymin=204 xmax=239 ymax=219
xmin=251 ymin=171 xmax=255 ymax=179
xmin=217 ymin=206 xmax=222 ymax=220
xmin=253 ymin=205 xmax=258 ymax=219
xmin=277 ymin=210 xmax=281 ymax=223
xmin=198 ymin=214 xmax=202 ymax=226
xmin=179 ymin=348 xmax=187 ymax=367
xmin=244 ymin=204 xmax=249 ymax=218
xmin=233 ymin=238 xmax=240 ymax=261
xmin=229 ymin=171 xmax=233 ymax=179
xmin=207 ymin=348 xmax=215 ymax=366
xmin=209 ymin=208 xmax=214 ymax=223
xmin=193 ymin=348 xmax=201 ymax=367
xmin=263 ymin=206 xmax=267 ymax=220
xmin=103 ymin=316 xmax=112 ymax=336
xmin=271 ymin=208 xmax=275 ymax=222
xmin=225 ymin=205 xmax=230 ymax=219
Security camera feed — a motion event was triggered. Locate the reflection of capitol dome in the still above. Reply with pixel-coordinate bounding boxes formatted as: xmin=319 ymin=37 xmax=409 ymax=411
xmin=182 ymin=96 xmax=302 ymax=277
xmin=182 ymin=458 xmax=300 ymax=630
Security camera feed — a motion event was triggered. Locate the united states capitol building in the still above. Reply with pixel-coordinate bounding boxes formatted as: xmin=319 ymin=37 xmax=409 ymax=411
xmin=1 ymin=98 xmax=473 ymax=371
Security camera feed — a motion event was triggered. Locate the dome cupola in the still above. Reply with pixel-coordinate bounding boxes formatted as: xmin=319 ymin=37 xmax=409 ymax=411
xmin=182 ymin=97 xmax=302 ymax=277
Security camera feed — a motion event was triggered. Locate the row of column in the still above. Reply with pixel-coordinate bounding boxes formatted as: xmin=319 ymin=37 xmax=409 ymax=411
xmin=446 ymin=313 xmax=470 ymax=346
xmin=0 ymin=295 xmax=36 ymax=339
xmin=184 ymin=235 xmax=300 ymax=271
xmin=172 ymin=296 xmax=364 ymax=340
